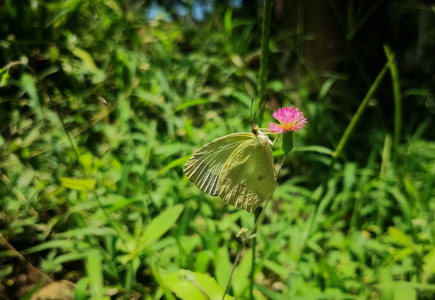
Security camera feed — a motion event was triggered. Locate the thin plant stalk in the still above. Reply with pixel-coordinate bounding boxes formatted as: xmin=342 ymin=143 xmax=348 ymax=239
xmin=245 ymin=1 xmax=274 ymax=297
xmin=221 ymin=156 xmax=286 ymax=300
xmin=378 ymin=135 xmax=392 ymax=228
xmin=256 ymin=0 xmax=274 ymax=125
xmin=333 ymin=56 xmax=394 ymax=158
xmin=250 ymin=209 xmax=260 ymax=300
xmin=221 ymin=197 xmax=271 ymax=300
xmin=383 ymin=45 xmax=402 ymax=161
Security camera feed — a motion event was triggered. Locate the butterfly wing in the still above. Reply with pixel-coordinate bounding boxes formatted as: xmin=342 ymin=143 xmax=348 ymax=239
xmin=183 ymin=133 xmax=254 ymax=195
xmin=217 ymin=139 xmax=277 ymax=213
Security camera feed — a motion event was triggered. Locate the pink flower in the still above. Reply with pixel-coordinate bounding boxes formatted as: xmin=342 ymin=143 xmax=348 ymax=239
xmin=268 ymin=107 xmax=307 ymax=133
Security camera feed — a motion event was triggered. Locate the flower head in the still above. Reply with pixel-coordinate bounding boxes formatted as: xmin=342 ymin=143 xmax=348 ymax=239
xmin=268 ymin=107 xmax=307 ymax=133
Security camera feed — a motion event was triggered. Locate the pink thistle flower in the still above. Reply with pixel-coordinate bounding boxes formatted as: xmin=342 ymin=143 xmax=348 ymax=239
xmin=268 ymin=107 xmax=307 ymax=133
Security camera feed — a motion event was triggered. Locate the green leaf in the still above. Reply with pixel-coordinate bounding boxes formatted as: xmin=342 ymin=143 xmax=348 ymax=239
xmin=22 ymin=240 xmax=76 ymax=255
xmin=214 ymin=247 xmax=232 ymax=289
xmin=71 ymin=47 xmax=98 ymax=70
xmin=138 ymin=204 xmax=184 ymax=249
xmin=394 ymin=285 xmax=417 ymax=300
xmin=60 ymin=177 xmax=96 ymax=191
xmin=232 ymin=248 xmax=252 ymax=297
xmin=103 ymin=0 xmax=123 ymax=16
xmin=159 ymin=156 xmax=189 ymax=175
xmin=195 ymin=251 xmax=211 ymax=273
xmin=318 ymin=78 xmax=339 ymax=100
xmin=86 ymin=250 xmax=107 ymax=300
xmin=379 ymin=267 xmax=394 ymax=300
xmin=388 ymin=227 xmax=414 ymax=248
xmin=20 ymin=73 xmax=41 ymax=120
xmin=42 ymin=252 xmax=87 ymax=273
xmin=423 ymin=248 xmax=435 ymax=282
xmin=1 ymin=69 xmax=10 ymax=87
xmin=162 ymin=270 xmax=234 ymax=300
xmin=175 ymin=99 xmax=209 ymax=112
xmin=70 ymin=47 xmax=105 ymax=83
xmin=293 ymin=145 xmax=334 ymax=155
xmin=273 ymin=145 xmax=333 ymax=157
xmin=232 ymin=91 xmax=252 ymax=107
xmin=74 ymin=277 xmax=90 ymax=300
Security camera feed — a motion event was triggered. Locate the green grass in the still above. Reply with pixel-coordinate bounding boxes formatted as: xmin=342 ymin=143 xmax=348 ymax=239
xmin=1 ymin=1 xmax=435 ymax=299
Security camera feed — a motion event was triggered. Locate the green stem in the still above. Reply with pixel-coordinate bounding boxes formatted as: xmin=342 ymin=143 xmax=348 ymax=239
xmin=378 ymin=135 xmax=392 ymax=229
xmin=250 ymin=209 xmax=260 ymax=300
xmin=222 ymin=155 xmax=286 ymax=300
xmin=383 ymin=45 xmax=401 ymax=161
xmin=223 ymin=3 xmax=274 ymax=297
xmin=333 ymin=55 xmax=394 ymax=158
xmin=257 ymin=0 xmax=274 ymax=126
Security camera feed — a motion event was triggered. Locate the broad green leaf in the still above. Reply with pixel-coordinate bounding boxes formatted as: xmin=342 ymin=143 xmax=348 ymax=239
xmin=379 ymin=267 xmax=394 ymax=300
xmin=232 ymin=248 xmax=252 ymax=297
xmin=388 ymin=227 xmax=414 ymax=248
xmin=423 ymin=248 xmax=435 ymax=282
xmin=214 ymin=247 xmax=232 ymax=289
xmin=394 ymin=284 xmax=417 ymax=300
xmin=74 ymin=277 xmax=90 ymax=300
xmin=195 ymin=251 xmax=211 ymax=273
xmin=86 ymin=251 xmax=107 ymax=300
xmin=162 ymin=270 xmax=234 ymax=300
xmin=60 ymin=177 xmax=96 ymax=191
xmin=138 ymin=204 xmax=184 ymax=249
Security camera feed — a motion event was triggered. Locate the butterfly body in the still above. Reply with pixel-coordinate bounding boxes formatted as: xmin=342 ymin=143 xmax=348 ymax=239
xmin=184 ymin=126 xmax=276 ymax=213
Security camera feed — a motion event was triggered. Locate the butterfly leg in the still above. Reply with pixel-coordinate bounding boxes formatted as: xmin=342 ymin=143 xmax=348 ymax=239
xmin=270 ymin=136 xmax=278 ymax=145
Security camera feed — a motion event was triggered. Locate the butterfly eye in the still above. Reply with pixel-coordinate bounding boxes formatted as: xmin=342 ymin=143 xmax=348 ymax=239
xmin=251 ymin=124 xmax=260 ymax=135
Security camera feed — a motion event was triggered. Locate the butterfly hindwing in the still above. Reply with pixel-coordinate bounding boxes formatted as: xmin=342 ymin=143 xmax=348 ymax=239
xmin=217 ymin=138 xmax=277 ymax=213
xmin=183 ymin=133 xmax=254 ymax=195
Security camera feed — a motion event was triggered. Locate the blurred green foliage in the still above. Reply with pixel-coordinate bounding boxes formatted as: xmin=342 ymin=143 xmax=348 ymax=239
xmin=1 ymin=0 xmax=435 ymax=299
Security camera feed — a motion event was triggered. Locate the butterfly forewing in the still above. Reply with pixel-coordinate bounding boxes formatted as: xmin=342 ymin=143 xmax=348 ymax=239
xmin=183 ymin=133 xmax=254 ymax=195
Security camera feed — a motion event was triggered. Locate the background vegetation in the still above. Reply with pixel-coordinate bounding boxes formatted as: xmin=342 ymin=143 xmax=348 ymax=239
xmin=1 ymin=0 xmax=434 ymax=299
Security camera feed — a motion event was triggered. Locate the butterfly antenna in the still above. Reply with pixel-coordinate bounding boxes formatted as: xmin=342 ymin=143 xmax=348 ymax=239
xmin=250 ymin=98 xmax=255 ymax=128
xmin=252 ymin=96 xmax=268 ymax=127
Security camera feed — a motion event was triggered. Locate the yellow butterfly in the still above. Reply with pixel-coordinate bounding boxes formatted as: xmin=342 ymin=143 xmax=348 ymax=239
xmin=184 ymin=125 xmax=277 ymax=213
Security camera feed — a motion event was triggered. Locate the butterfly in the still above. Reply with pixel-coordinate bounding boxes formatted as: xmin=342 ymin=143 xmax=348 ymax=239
xmin=183 ymin=124 xmax=277 ymax=213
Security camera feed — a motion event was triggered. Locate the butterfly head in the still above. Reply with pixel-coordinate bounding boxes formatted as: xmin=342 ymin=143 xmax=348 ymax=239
xmin=251 ymin=124 xmax=271 ymax=146
xmin=251 ymin=124 xmax=261 ymax=136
